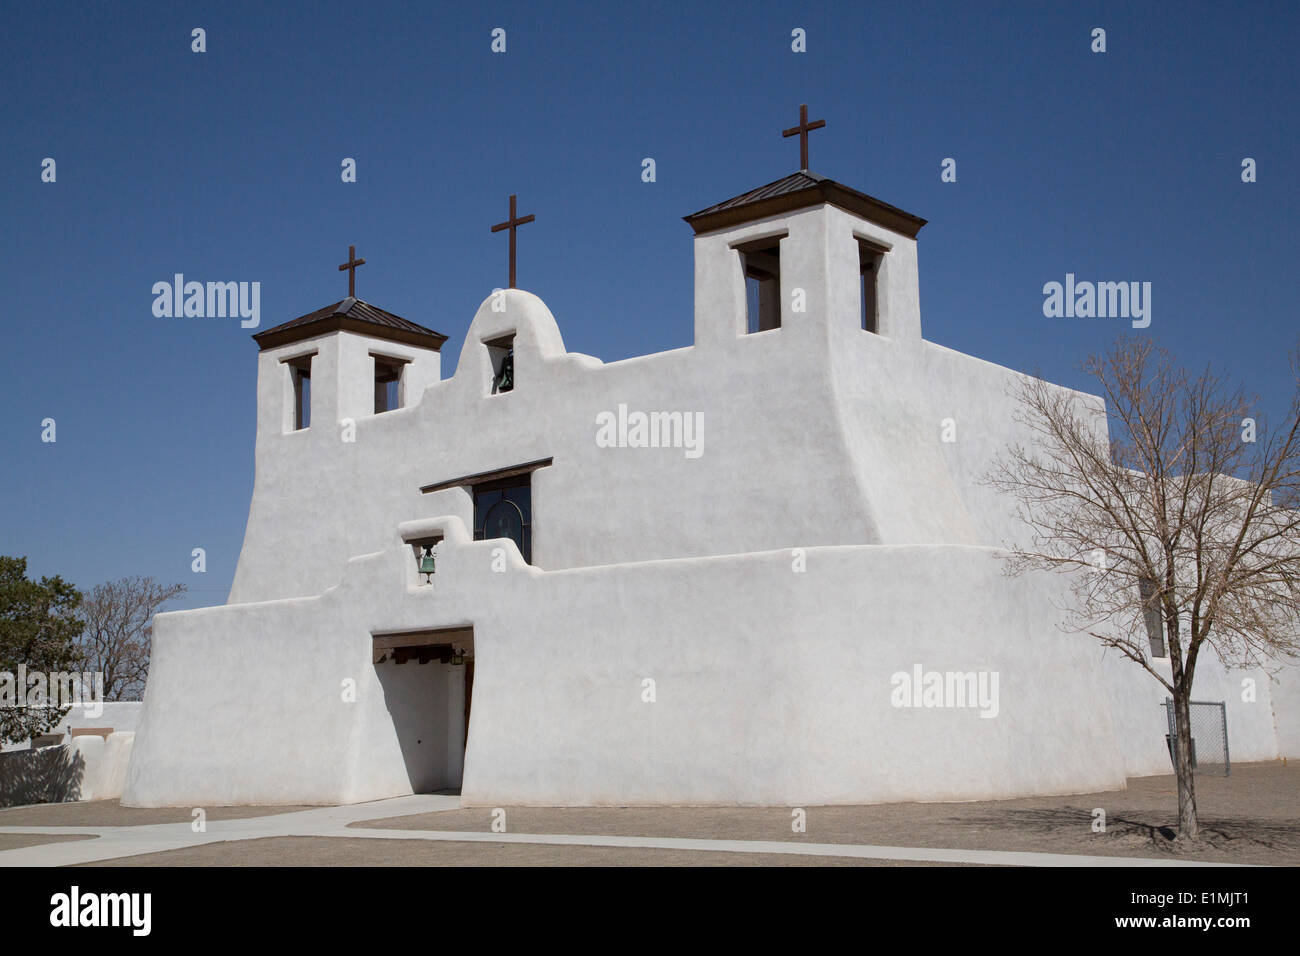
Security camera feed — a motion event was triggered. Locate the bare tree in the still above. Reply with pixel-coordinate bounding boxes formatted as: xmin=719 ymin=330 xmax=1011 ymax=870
xmin=987 ymin=336 xmax=1300 ymax=841
xmin=73 ymin=577 xmax=185 ymax=702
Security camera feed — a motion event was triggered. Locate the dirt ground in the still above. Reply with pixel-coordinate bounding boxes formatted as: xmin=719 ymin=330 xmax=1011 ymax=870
xmin=75 ymin=836 xmax=951 ymax=867
xmin=0 ymin=800 xmax=314 ymax=828
xmin=350 ymin=761 xmax=1300 ymax=866
xmin=0 ymin=832 xmax=96 ymax=851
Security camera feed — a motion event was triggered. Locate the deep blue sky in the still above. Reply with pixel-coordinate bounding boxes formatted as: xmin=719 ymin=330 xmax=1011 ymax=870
xmin=2 ymin=1 xmax=1297 ymax=610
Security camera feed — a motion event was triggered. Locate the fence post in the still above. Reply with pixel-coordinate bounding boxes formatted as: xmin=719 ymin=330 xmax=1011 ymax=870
xmin=1220 ymin=702 xmax=1231 ymax=776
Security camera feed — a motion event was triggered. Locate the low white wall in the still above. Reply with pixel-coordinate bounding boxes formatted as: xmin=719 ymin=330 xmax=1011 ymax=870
xmin=454 ymin=543 xmax=1135 ymax=806
xmin=0 ymin=732 xmax=134 ymax=806
xmin=0 ymin=702 xmax=143 ymax=754
xmin=127 ymin=518 xmax=1226 ymax=808
xmin=56 ymin=701 xmax=143 ymax=737
xmin=67 ymin=732 xmax=135 ymax=801
xmin=129 ymin=511 xmax=1300 ymax=807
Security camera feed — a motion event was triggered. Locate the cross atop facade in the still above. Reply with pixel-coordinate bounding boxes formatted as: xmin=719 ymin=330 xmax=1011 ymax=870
xmin=490 ymin=193 xmax=535 ymax=289
xmin=782 ymin=103 xmax=826 ymax=171
xmin=337 ymin=244 xmax=366 ymax=297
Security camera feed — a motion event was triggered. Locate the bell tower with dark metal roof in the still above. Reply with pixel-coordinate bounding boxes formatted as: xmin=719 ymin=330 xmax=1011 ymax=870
xmin=251 ymin=247 xmax=447 ymax=442
xmin=683 ymin=107 xmax=928 ymax=350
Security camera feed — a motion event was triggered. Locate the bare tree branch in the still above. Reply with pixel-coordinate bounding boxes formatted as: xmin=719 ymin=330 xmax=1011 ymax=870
xmin=985 ymin=336 xmax=1300 ymax=840
xmin=72 ymin=577 xmax=186 ymax=701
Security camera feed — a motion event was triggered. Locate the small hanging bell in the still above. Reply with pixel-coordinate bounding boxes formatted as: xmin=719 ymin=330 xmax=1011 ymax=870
xmin=418 ymin=546 xmax=437 ymax=582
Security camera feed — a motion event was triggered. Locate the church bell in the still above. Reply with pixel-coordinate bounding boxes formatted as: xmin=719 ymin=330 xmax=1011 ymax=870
xmin=493 ymin=351 xmax=514 ymax=393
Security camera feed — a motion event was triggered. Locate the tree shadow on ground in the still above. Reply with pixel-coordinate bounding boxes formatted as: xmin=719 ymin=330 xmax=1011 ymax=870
xmin=0 ymin=745 xmax=84 ymax=807
xmin=955 ymin=806 xmax=1300 ymax=855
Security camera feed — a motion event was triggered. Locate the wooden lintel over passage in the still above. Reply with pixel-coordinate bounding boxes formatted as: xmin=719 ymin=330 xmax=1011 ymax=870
xmin=419 ymin=457 xmax=553 ymax=495
xmin=372 ymin=626 xmax=473 ymax=665
xmin=384 ymin=645 xmax=448 ymax=665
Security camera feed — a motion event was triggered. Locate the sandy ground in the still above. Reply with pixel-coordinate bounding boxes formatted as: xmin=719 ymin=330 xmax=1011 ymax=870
xmin=0 ymin=800 xmax=315 ymax=828
xmin=74 ymin=836 xmax=955 ymax=867
xmin=0 ymin=832 xmax=96 ymax=851
xmin=350 ymin=761 xmax=1300 ymax=866
xmin=7 ymin=761 xmax=1295 ymax=866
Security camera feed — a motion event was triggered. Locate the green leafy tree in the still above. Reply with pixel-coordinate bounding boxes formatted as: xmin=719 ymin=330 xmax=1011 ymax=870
xmin=0 ymin=556 xmax=84 ymax=745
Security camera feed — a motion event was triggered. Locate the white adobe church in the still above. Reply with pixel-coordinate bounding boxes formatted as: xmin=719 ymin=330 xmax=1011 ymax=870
xmin=123 ymin=113 xmax=1300 ymax=808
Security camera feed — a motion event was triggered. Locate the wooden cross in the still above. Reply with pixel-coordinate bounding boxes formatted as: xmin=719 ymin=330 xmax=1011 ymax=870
xmin=490 ymin=194 xmax=535 ymax=289
xmin=782 ymin=103 xmax=826 ymax=171
xmin=338 ymin=244 xmax=366 ymax=297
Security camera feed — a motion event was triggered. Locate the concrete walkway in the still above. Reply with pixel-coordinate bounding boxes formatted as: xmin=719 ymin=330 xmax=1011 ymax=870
xmin=0 ymin=795 xmax=1245 ymax=867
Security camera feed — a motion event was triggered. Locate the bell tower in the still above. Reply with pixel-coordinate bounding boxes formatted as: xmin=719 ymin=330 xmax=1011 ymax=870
xmin=682 ymin=106 xmax=926 ymax=352
xmin=683 ymin=171 xmax=926 ymax=350
xmin=250 ymin=247 xmax=446 ymax=443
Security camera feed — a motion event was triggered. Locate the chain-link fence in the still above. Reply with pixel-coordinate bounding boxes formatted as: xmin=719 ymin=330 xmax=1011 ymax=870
xmin=1163 ymin=699 xmax=1230 ymax=776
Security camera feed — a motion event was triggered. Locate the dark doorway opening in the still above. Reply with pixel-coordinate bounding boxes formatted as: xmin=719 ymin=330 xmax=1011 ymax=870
xmin=372 ymin=627 xmax=475 ymax=794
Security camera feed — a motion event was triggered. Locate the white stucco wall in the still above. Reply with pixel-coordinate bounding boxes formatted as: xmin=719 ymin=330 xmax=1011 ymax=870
xmin=72 ymin=732 xmax=135 ymax=801
xmin=136 ymin=513 xmax=1298 ymax=808
xmin=228 ymin=206 xmax=1001 ymax=608
xmin=1269 ymin=660 xmax=1300 ymax=758
xmin=130 ymin=518 xmax=1154 ymax=807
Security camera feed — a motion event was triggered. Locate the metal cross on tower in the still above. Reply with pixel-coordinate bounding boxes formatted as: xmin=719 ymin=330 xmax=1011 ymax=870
xmin=490 ymin=194 xmax=535 ymax=289
xmin=337 ymin=244 xmax=366 ymax=297
xmin=782 ymin=103 xmax=826 ymax=171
